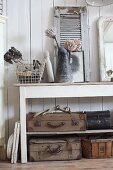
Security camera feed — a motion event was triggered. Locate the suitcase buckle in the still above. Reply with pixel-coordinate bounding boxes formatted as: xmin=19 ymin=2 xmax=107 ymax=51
xmin=34 ymin=120 xmax=41 ymax=127
xmin=71 ymin=119 xmax=79 ymax=126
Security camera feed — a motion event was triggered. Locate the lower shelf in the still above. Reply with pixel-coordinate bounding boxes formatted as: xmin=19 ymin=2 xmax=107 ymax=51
xmin=26 ymin=129 xmax=113 ymax=135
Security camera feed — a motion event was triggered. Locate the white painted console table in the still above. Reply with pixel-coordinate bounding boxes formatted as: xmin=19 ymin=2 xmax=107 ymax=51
xmin=15 ymin=82 xmax=113 ymax=163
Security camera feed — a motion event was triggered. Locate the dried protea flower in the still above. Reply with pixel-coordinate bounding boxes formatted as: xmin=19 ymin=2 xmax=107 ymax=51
xmin=45 ymin=27 xmax=55 ymax=39
xmin=45 ymin=27 xmax=59 ymax=49
xmin=4 ymin=47 xmax=23 ymax=64
xmin=64 ymin=39 xmax=82 ymax=52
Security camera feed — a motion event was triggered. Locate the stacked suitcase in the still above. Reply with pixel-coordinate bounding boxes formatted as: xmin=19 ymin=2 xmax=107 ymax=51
xmin=27 ymin=111 xmax=86 ymax=132
xmin=27 ymin=107 xmax=85 ymax=161
xmin=82 ymin=138 xmax=113 ymax=159
xmin=29 ymin=137 xmax=82 ymax=161
xmin=85 ymin=110 xmax=111 ymax=130
xmin=26 ymin=106 xmax=113 ymax=161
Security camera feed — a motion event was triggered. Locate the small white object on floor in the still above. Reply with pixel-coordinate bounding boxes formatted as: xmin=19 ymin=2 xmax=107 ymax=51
xmin=11 ymin=122 xmax=20 ymax=163
xmin=7 ymin=134 xmax=14 ymax=160
xmin=7 ymin=122 xmax=20 ymax=164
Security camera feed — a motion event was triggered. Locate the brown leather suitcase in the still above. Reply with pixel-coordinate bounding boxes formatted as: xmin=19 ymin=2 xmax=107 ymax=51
xmin=27 ymin=111 xmax=86 ymax=132
xmin=29 ymin=137 xmax=81 ymax=161
xmin=82 ymin=138 xmax=113 ymax=158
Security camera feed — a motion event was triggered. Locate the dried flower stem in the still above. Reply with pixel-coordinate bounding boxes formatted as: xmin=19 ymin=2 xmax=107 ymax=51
xmin=54 ymin=36 xmax=59 ymax=49
xmin=45 ymin=28 xmax=60 ymax=49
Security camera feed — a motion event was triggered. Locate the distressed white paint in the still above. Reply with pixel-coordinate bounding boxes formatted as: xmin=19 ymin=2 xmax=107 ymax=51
xmin=19 ymin=87 xmax=27 ymax=163
xmin=6 ymin=0 xmax=30 ymax=136
xmin=16 ymin=82 xmax=113 ymax=163
xmin=4 ymin=0 xmax=113 ymax=144
xmin=88 ymin=6 xmax=100 ymax=81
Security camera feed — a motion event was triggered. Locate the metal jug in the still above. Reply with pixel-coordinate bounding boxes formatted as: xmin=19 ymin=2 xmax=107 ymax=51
xmin=55 ymin=47 xmax=72 ymax=83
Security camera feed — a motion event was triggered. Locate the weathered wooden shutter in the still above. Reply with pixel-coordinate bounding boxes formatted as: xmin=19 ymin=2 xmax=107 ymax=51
xmin=60 ymin=14 xmax=81 ymax=46
xmin=54 ymin=7 xmax=90 ymax=81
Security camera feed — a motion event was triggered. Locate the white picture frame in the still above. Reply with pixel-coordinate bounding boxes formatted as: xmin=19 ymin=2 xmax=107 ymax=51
xmin=98 ymin=16 xmax=113 ymax=81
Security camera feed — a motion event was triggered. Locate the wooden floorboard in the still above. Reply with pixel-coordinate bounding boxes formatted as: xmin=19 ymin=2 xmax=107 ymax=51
xmin=0 ymin=159 xmax=113 ymax=170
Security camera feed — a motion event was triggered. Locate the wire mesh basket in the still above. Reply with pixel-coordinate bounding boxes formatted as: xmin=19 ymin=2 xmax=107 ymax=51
xmin=16 ymin=60 xmax=46 ymax=83
xmin=0 ymin=0 xmax=3 ymax=15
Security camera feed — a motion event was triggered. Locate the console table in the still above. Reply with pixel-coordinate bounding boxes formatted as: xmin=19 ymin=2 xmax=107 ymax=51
xmin=15 ymin=82 xmax=113 ymax=163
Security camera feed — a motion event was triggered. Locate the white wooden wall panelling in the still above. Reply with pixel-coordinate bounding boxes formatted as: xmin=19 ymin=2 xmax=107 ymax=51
xmin=103 ymin=97 xmax=113 ymax=126
xmin=54 ymin=0 xmax=66 ymax=6
xmin=7 ymin=0 xmax=30 ymax=135
xmin=42 ymin=0 xmax=56 ymax=110
xmin=0 ymin=16 xmax=7 ymax=148
xmin=81 ymin=7 xmax=90 ymax=81
xmin=43 ymin=98 xmax=56 ymax=111
xmin=99 ymin=4 xmax=113 ymax=17
xmin=29 ymin=99 xmax=43 ymax=112
xmin=42 ymin=0 xmax=54 ymax=64
xmin=55 ymin=98 xmax=68 ymax=109
xmin=76 ymin=0 xmax=87 ymax=6
xmin=78 ymin=97 xmax=91 ymax=112
xmin=3 ymin=0 xmax=9 ymax=143
xmin=30 ymin=0 xmax=43 ymax=62
xmin=30 ymin=0 xmax=44 ymax=112
xmin=60 ymin=0 xmax=88 ymax=8
xmin=17 ymin=0 xmax=31 ymax=114
xmin=68 ymin=98 xmax=80 ymax=112
xmin=88 ymin=6 xmax=100 ymax=82
xmin=63 ymin=0 xmax=76 ymax=6
xmin=90 ymin=97 xmax=103 ymax=111
xmin=77 ymin=3 xmax=92 ymax=111
xmin=87 ymin=5 xmax=103 ymax=111
xmin=7 ymin=0 xmax=19 ymax=135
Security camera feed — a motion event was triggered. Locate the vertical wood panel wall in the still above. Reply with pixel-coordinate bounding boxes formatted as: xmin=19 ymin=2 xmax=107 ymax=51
xmin=4 ymin=0 xmax=113 ymax=138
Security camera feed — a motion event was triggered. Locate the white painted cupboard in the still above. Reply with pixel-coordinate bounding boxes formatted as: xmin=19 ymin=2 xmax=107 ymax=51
xmin=15 ymin=83 xmax=113 ymax=163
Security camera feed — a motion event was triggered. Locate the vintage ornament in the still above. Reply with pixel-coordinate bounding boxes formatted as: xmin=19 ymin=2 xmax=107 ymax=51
xmin=4 ymin=47 xmax=22 ymax=64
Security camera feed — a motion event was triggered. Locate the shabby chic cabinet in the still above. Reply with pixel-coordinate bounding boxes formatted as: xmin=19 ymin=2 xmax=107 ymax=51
xmin=15 ymin=82 xmax=113 ymax=163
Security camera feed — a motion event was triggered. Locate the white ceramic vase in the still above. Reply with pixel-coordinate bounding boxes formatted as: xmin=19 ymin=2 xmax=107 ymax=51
xmin=45 ymin=51 xmax=54 ymax=83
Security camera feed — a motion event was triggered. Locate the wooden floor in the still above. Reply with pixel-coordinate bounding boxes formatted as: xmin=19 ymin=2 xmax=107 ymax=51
xmin=0 ymin=159 xmax=113 ymax=170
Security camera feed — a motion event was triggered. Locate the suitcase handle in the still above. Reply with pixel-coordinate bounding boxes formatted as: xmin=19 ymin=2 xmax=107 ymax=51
xmin=46 ymin=145 xmax=61 ymax=155
xmin=47 ymin=122 xmax=65 ymax=128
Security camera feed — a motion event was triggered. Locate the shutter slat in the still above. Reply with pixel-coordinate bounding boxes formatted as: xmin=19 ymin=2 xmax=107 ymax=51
xmin=60 ymin=14 xmax=81 ymax=46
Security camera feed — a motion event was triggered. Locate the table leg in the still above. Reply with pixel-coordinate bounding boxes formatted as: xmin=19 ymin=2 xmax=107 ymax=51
xmin=20 ymin=87 xmax=27 ymax=163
